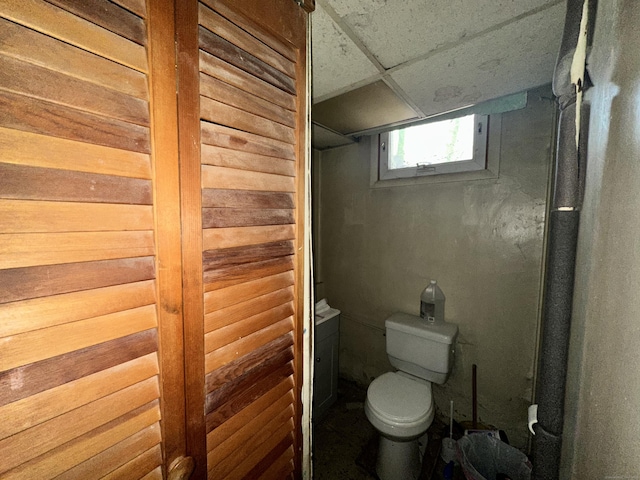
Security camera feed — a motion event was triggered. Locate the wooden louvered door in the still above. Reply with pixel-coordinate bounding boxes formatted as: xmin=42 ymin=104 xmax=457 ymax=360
xmin=176 ymin=0 xmax=309 ymax=478
xmin=0 ymin=0 xmax=310 ymax=478
xmin=0 ymin=0 xmax=185 ymax=478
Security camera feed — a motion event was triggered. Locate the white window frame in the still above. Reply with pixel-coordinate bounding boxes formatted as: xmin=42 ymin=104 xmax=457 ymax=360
xmin=378 ymin=114 xmax=490 ymax=180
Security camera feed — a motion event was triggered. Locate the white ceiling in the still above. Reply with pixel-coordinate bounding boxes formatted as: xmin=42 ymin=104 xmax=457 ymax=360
xmin=311 ymin=0 xmax=566 ymax=144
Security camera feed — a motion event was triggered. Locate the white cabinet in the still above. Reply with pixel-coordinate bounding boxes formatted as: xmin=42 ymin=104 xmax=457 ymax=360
xmin=313 ymin=312 xmax=340 ymax=420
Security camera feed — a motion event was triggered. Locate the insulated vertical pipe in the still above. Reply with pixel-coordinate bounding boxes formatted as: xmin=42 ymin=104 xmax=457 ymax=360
xmin=532 ymin=102 xmax=582 ymax=479
xmin=532 ymin=209 xmax=579 ymax=478
xmin=532 ymin=0 xmax=593 ymax=478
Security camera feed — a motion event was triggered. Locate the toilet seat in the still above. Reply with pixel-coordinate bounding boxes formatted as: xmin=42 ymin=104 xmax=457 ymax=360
xmin=365 ymin=372 xmax=434 ymax=439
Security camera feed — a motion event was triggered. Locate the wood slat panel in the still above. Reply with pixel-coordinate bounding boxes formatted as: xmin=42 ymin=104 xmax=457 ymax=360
xmin=211 ymin=404 xmax=293 ymax=471
xmin=0 ymin=163 xmax=152 ymax=204
xmin=200 ymin=96 xmax=295 ymax=144
xmin=110 ymin=0 xmax=146 ymax=18
xmin=0 ymin=18 xmax=147 ymax=99
xmin=207 ymin=378 xmax=293 ymax=442
xmin=203 ymin=241 xmax=294 ymax=269
xmin=0 ymin=231 xmax=155 ymax=269
xmin=205 ymin=286 xmax=294 ymax=332
xmin=198 ymin=4 xmax=295 ymax=79
xmin=205 ymin=302 xmax=293 ymax=354
xmin=204 ymin=256 xmax=294 ymax=294
xmin=0 ymin=0 xmax=147 ymax=72
xmin=54 ymin=423 xmax=162 ymax=480
xmin=205 ymin=345 xmax=293 ymax=415
xmin=202 ymin=189 xmax=294 ymax=209
xmin=207 ymin=378 xmax=293 ymax=451
xmin=0 ymin=257 xmax=155 ymax=305
xmin=0 ymin=329 xmax=157 ymax=408
xmin=199 ymin=51 xmax=294 ymax=112
xmin=0 ymin=377 xmax=159 ymax=475
xmin=201 ymin=144 xmax=295 ymax=177
xmin=0 ymin=200 xmax=153 ymax=233
xmin=0 ymin=127 xmax=151 ymax=179
xmin=205 ymin=318 xmax=294 ymax=373
xmin=198 ymin=27 xmax=295 ymax=95
xmin=258 ymin=446 xmax=295 ymax=480
xmin=46 ymin=0 xmax=146 ymax=45
xmin=205 ymin=360 xmax=294 ymax=432
xmin=0 ymin=54 xmax=149 ymax=126
xmin=201 ymin=121 xmax=295 ymax=160
xmin=247 ymin=433 xmax=294 ymax=480
xmin=204 ymin=271 xmax=294 ymax=312
xmin=0 ymin=354 xmax=158 ymax=441
xmin=101 ymin=444 xmax=163 ymax=480
xmin=2 ymin=401 xmax=160 ymax=480
xmin=202 ymin=224 xmax=295 ymax=250
xmin=205 ymin=334 xmax=293 ymax=394
xmin=202 ymin=208 xmax=294 ymax=228
xmin=201 ymin=164 xmax=295 ymax=192
xmin=1 ymin=304 xmax=157 ymax=372
xmin=207 ymin=386 xmax=294 ymax=444
xmin=199 ymin=0 xmax=296 ymax=62
xmin=237 ymin=433 xmax=294 ymax=480
xmin=197 ymin=1 xmax=306 ymax=477
xmin=140 ymin=466 xmax=164 ymax=480
xmin=0 ymin=279 xmax=155 ymax=339
xmin=200 ymin=73 xmax=295 ymax=129
xmin=207 ymin=399 xmax=293 ymax=472
xmin=0 ymin=91 xmax=151 ymax=154
xmin=211 ymin=417 xmax=293 ymax=479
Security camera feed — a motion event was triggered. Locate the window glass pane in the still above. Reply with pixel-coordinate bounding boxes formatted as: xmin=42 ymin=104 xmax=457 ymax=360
xmin=388 ymin=114 xmax=475 ymax=169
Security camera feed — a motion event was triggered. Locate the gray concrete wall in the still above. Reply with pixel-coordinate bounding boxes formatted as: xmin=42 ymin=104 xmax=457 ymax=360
xmin=314 ymin=88 xmax=555 ymax=448
xmin=561 ymin=1 xmax=640 ymax=477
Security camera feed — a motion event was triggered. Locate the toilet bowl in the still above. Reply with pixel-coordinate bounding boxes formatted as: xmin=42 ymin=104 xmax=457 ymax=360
xmin=365 ymin=313 xmax=458 ymax=480
xmin=365 ymin=372 xmax=434 ymax=480
xmin=365 ymin=372 xmax=434 ymax=439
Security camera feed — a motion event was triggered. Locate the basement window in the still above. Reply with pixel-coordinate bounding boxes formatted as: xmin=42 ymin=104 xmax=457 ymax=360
xmin=378 ymin=114 xmax=489 ymax=180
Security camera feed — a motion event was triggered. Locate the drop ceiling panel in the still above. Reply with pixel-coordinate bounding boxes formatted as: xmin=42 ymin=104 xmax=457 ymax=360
xmin=390 ymin=2 xmax=564 ymax=117
xmin=324 ymin=0 xmax=563 ymax=69
xmin=311 ymin=2 xmax=380 ymax=100
xmin=312 ymin=124 xmax=356 ymax=150
xmin=312 ymin=80 xmax=418 ymax=134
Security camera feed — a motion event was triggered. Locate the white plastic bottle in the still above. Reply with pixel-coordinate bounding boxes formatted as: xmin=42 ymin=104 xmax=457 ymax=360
xmin=420 ymin=280 xmax=445 ymax=323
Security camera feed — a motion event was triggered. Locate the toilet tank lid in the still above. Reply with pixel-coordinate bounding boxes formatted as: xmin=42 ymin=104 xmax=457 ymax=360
xmin=386 ymin=313 xmax=458 ymax=344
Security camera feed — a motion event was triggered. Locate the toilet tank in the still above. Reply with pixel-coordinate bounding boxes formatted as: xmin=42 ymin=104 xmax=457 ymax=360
xmin=386 ymin=313 xmax=458 ymax=384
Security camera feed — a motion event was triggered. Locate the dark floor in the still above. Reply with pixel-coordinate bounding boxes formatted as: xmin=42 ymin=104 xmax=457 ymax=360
xmin=313 ymin=379 xmax=466 ymax=480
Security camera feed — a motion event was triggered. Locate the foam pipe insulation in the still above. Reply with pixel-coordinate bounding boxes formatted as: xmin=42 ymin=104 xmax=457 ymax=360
xmin=532 ymin=1 xmax=593 ymax=478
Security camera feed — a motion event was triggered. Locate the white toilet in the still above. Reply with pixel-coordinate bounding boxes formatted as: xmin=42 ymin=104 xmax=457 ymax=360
xmin=365 ymin=312 xmax=458 ymax=480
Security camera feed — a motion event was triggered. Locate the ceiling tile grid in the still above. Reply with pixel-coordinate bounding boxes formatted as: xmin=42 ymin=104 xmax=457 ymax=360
xmin=323 ymin=0 xmax=563 ymax=69
xmin=310 ymin=0 xmax=566 ymax=147
xmin=311 ymin=2 xmax=380 ymax=100
xmin=390 ymin=2 xmax=565 ymax=117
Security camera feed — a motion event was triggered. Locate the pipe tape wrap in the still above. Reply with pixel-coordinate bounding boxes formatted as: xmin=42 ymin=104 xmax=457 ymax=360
xmin=528 ymin=404 xmax=539 ymax=435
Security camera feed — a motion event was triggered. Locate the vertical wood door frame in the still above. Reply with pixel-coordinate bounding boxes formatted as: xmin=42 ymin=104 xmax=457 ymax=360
xmin=293 ymin=10 xmax=311 ymax=479
xmin=175 ymin=0 xmax=208 ymax=478
xmin=299 ymin=20 xmax=314 ymax=478
xmin=146 ymin=0 xmax=189 ymax=474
